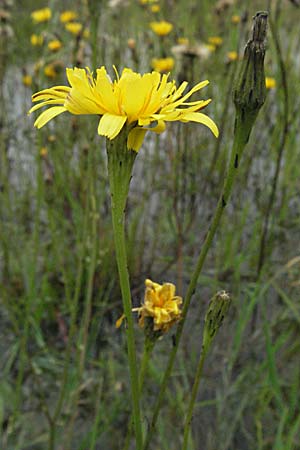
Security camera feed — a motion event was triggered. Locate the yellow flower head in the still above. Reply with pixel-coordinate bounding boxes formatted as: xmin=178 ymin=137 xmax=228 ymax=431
xmin=29 ymin=66 xmax=218 ymax=151
xmin=22 ymin=75 xmax=32 ymax=87
xmin=151 ymin=57 xmax=175 ymax=73
xmin=150 ymin=20 xmax=173 ymax=36
xmin=227 ymin=51 xmax=238 ymax=61
xmin=30 ymin=34 xmax=44 ymax=46
xmin=60 ymin=10 xmax=78 ymax=23
xmin=44 ymin=64 xmax=57 ymax=78
xmin=208 ymin=36 xmax=223 ymax=47
xmin=48 ymin=40 xmax=62 ymax=52
xmin=231 ymin=14 xmax=241 ymax=24
xmin=65 ymin=22 xmax=83 ymax=35
xmin=265 ymin=77 xmax=276 ymax=89
xmin=151 ymin=4 xmax=160 ymax=12
xmin=136 ymin=279 xmax=182 ymax=333
xmin=31 ymin=7 xmax=52 ymax=23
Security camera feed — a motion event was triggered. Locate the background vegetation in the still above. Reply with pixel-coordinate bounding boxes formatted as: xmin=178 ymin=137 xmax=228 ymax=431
xmin=0 ymin=0 xmax=299 ymax=449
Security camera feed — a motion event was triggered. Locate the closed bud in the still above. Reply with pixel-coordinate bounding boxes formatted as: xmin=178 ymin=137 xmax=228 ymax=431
xmin=233 ymin=11 xmax=268 ymax=123
xmin=202 ymin=291 xmax=231 ymax=351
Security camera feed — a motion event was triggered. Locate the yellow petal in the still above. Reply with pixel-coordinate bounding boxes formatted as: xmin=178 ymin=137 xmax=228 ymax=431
xmin=97 ymin=113 xmax=127 ymax=139
xmin=115 ymin=314 xmax=125 ymax=328
xmin=29 ymin=98 xmax=65 ymax=114
xmin=181 ymin=112 xmax=219 ymax=137
xmin=34 ymin=106 xmax=67 ymax=128
xmin=127 ymin=127 xmax=147 ymax=152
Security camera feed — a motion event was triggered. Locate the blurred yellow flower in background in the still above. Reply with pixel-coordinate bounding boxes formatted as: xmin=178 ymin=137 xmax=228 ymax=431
xmin=151 ymin=4 xmax=160 ymax=12
xmin=22 ymin=75 xmax=32 ymax=87
xmin=136 ymin=279 xmax=182 ymax=333
xmin=231 ymin=15 xmax=241 ymax=24
xmin=208 ymin=36 xmax=223 ymax=47
xmin=152 ymin=57 xmax=174 ymax=73
xmin=29 ymin=66 xmax=218 ymax=151
xmin=48 ymin=40 xmax=62 ymax=52
xmin=265 ymin=77 xmax=276 ymax=89
xmin=227 ymin=51 xmax=238 ymax=61
xmin=65 ymin=22 xmax=83 ymax=35
xmin=150 ymin=20 xmax=173 ymax=36
xmin=31 ymin=7 xmax=52 ymax=23
xmin=30 ymin=34 xmax=44 ymax=46
xmin=44 ymin=64 xmax=57 ymax=78
xmin=59 ymin=10 xmax=78 ymax=23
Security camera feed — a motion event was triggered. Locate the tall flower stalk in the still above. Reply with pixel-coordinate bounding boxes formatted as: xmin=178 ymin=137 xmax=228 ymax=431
xmin=106 ymin=128 xmax=143 ymax=448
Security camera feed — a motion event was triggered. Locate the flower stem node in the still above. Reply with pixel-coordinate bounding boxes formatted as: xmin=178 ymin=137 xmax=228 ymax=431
xmin=233 ymin=11 xmax=268 ymax=128
xmin=202 ymin=290 xmax=231 ymax=352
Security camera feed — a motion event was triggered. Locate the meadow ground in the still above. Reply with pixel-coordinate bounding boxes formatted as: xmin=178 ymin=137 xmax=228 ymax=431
xmin=0 ymin=0 xmax=300 ymax=449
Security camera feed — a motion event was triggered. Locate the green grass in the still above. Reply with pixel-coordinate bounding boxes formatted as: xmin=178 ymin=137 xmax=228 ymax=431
xmin=0 ymin=0 xmax=300 ymax=449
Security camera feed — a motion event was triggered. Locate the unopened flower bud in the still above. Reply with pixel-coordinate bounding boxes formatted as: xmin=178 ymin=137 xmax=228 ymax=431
xmin=202 ymin=291 xmax=231 ymax=351
xmin=233 ymin=11 xmax=268 ymax=124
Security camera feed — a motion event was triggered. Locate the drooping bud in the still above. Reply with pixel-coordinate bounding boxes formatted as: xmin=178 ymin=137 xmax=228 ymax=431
xmin=233 ymin=11 xmax=268 ymax=127
xmin=202 ymin=291 xmax=231 ymax=351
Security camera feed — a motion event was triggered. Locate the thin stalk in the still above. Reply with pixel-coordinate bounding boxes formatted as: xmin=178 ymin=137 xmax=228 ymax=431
xmin=123 ymin=338 xmax=155 ymax=450
xmin=143 ymin=113 xmax=255 ymax=450
xmin=106 ymin=133 xmax=143 ymax=450
xmin=182 ymin=346 xmax=208 ymax=450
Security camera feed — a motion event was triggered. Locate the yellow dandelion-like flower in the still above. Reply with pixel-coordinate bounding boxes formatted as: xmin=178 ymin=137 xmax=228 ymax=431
xmin=177 ymin=37 xmax=189 ymax=46
xmin=265 ymin=77 xmax=276 ymax=89
xmin=31 ymin=7 xmax=52 ymax=23
xmin=40 ymin=147 xmax=48 ymax=157
xmin=30 ymin=34 xmax=44 ymax=46
xmin=231 ymin=15 xmax=241 ymax=24
xmin=151 ymin=4 xmax=160 ymax=12
xmin=137 ymin=279 xmax=182 ymax=333
xmin=116 ymin=279 xmax=182 ymax=334
xmin=151 ymin=57 xmax=175 ymax=73
xmin=227 ymin=51 xmax=238 ymax=61
xmin=44 ymin=64 xmax=57 ymax=78
xmin=65 ymin=22 xmax=83 ymax=35
xmin=48 ymin=40 xmax=62 ymax=52
xmin=208 ymin=36 xmax=223 ymax=47
xmin=22 ymin=75 xmax=32 ymax=87
xmin=29 ymin=66 xmax=218 ymax=151
xmin=60 ymin=10 xmax=78 ymax=23
xmin=150 ymin=20 xmax=173 ymax=36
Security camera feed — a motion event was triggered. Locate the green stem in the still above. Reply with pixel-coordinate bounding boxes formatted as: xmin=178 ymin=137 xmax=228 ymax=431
xmin=182 ymin=346 xmax=208 ymax=450
xmin=106 ymin=132 xmax=143 ymax=450
xmin=143 ymin=112 xmax=253 ymax=450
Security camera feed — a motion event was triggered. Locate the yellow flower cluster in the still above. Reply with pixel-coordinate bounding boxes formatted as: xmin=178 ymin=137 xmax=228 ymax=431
xmin=30 ymin=34 xmax=44 ymax=46
xmin=208 ymin=36 xmax=223 ymax=47
xmin=29 ymin=66 xmax=218 ymax=151
xmin=48 ymin=40 xmax=62 ymax=52
xmin=265 ymin=77 xmax=276 ymax=89
xmin=65 ymin=22 xmax=83 ymax=35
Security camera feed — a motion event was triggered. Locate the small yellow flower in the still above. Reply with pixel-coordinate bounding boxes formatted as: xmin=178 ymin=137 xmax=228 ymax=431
xmin=152 ymin=57 xmax=175 ymax=73
xmin=208 ymin=36 xmax=223 ymax=47
xmin=29 ymin=66 xmax=219 ymax=151
xmin=205 ymin=43 xmax=216 ymax=52
xmin=177 ymin=37 xmax=189 ymax=46
xmin=83 ymin=28 xmax=90 ymax=39
xmin=231 ymin=14 xmax=241 ymax=24
xmin=30 ymin=34 xmax=44 ymax=46
xmin=150 ymin=20 xmax=173 ymax=36
xmin=44 ymin=64 xmax=57 ymax=78
xmin=151 ymin=4 xmax=160 ymax=12
xmin=116 ymin=279 xmax=183 ymax=334
xmin=22 ymin=75 xmax=32 ymax=87
xmin=60 ymin=10 xmax=78 ymax=23
xmin=48 ymin=40 xmax=62 ymax=52
xmin=227 ymin=51 xmax=238 ymax=61
xmin=40 ymin=147 xmax=48 ymax=157
xmin=31 ymin=7 xmax=52 ymax=23
xmin=265 ymin=77 xmax=276 ymax=89
xmin=136 ymin=279 xmax=182 ymax=333
xmin=65 ymin=22 xmax=83 ymax=35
